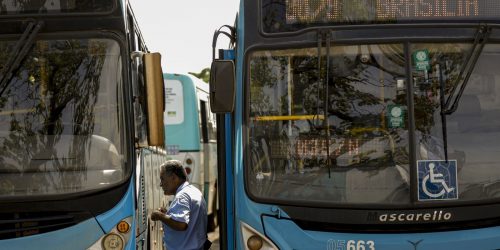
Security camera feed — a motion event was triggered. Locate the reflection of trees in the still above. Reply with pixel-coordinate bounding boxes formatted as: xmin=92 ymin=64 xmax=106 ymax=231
xmin=1 ymin=0 xmax=55 ymax=13
xmin=250 ymin=57 xmax=279 ymax=117
xmin=412 ymin=44 xmax=467 ymax=134
xmin=313 ymin=46 xmax=400 ymax=131
xmin=249 ymin=57 xmax=280 ymax=145
xmin=0 ymin=40 xmax=105 ymax=192
xmin=250 ymin=47 xmax=396 ymax=131
xmin=0 ymin=43 xmax=10 ymax=118
xmin=249 ymin=45 xmax=409 ymax=176
xmin=249 ymin=43 xmax=473 ymax=173
xmin=0 ymin=0 xmax=113 ymax=14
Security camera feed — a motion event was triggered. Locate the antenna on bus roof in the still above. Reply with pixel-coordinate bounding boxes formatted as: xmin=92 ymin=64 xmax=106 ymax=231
xmin=212 ymin=25 xmax=235 ymax=61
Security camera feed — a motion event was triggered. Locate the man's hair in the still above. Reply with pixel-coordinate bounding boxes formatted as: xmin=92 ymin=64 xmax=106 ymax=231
xmin=160 ymin=160 xmax=187 ymax=181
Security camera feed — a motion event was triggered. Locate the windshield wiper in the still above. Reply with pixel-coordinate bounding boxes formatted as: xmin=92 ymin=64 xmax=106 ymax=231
xmin=316 ymin=30 xmax=333 ymax=178
xmin=438 ymin=63 xmax=449 ymax=162
xmin=439 ymin=25 xmax=491 ymax=162
xmin=442 ymin=25 xmax=491 ymax=115
xmin=0 ymin=20 xmax=43 ymax=97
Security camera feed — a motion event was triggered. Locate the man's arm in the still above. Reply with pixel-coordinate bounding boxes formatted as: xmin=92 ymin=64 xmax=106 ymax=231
xmin=151 ymin=210 xmax=188 ymax=231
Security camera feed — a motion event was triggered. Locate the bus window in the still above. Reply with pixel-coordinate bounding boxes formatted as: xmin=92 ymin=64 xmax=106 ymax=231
xmin=165 ymin=79 xmax=184 ymax=125
xmin=0 ymin=39 xmax=125 ymax=196
xmin=199 ymin=100 xmax=209 ymax=143
xmin=207 ymin=111 xmax=217 ymax=142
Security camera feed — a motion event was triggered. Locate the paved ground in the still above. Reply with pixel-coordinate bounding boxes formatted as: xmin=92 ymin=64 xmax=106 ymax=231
xmin=207 ymin=226 xmax=220 ymax=250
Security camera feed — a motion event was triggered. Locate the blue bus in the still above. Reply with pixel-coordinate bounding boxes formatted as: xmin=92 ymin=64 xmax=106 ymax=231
xmin=0 ymin=1 xmax=167 ymax=250
xmin=211 ymin=0 xmax=500 ymax=249
xmin=163 ymin=73 xmax=218 ymax=231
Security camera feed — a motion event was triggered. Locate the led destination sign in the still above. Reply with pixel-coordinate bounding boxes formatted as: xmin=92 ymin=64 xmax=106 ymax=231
xmin=376 ymin=0 xmax=480 ymax=19
xmin=262 ymin=0 xmax=500 ymax=33
xmin=287 ymin=0 xmax=486 ymax=23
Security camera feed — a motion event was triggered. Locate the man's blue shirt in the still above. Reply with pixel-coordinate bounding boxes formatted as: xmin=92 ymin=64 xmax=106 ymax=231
xmin=163 ymin=181 xmax=207 ymax=250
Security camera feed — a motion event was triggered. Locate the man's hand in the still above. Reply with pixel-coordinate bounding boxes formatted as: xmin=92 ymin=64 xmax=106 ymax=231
xmin=150 ymin=208 xmax=188 ymax=231
xmin=150 ymin=210 xmax=165 ymax=221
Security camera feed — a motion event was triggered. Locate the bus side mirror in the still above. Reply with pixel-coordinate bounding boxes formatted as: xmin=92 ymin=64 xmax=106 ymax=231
xmin=210 ymin=60 xmax=235 ymax=113
xmin=143 ymin=52 xmax=165 ymax=147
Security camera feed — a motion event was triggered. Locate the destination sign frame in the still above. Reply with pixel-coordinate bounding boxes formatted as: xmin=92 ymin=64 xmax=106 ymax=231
xmin=262 ymin=0 xmax=500 ymax=33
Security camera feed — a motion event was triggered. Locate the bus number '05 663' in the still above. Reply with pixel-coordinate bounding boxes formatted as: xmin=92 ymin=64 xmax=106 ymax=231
xmin=327 ymin=240 xmax=376 ymax=250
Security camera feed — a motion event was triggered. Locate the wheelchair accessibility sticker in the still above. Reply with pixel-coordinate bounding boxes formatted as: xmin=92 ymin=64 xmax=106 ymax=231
xmin=418 ymin=160 xmax=458 ymax=201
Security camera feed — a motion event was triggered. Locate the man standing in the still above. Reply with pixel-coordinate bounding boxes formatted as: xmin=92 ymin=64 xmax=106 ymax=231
xmin=151 ymin=160 xmax=209 ymax=250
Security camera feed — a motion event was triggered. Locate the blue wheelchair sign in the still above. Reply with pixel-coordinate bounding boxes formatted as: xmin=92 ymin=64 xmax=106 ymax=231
xmin=418 ymin=160 xmax=458 ymax=201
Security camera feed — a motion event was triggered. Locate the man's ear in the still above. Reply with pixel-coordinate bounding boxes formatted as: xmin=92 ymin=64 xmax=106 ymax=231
xmin=172 ymin=174 xmax=181 ymax=184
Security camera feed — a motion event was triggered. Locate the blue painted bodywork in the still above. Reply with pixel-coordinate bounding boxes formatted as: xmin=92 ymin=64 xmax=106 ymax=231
xmin=96 ymin=181 xmax=136 ymax=250
xmin=229 ymin=1 xmax=500 ymax=250
xmin=262 ymin=213 xmax=500 ymax=249
xmin=232 ymin=1 xmax=244 ymax=249
xmin=0 ymin=218 xmax=103 ymax=250
xmin=0 ymin=181 xmax=136 ymax=250
xmin=234 ymin=193 xmax=500 ymax=249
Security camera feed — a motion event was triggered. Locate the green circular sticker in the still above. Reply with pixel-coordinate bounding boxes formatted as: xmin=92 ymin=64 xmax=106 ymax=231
xmin=391 ymin=106 xmax=402 ymax=117
xmin=415 ymin=51 xmax=427 ymax=61
xmin=388 ymin=105 xmax=405 ymax=128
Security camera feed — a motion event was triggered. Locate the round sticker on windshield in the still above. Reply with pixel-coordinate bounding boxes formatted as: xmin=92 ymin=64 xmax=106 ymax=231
xmin=391 ymin=106 xmax=402 ymax=117
xmin=388 ymin=105 xmax=405 ymax=128
xmin=416 ymin=51 xmax=427 ymax=61
xmin=413 ymin=49 xmax=430 ymax=71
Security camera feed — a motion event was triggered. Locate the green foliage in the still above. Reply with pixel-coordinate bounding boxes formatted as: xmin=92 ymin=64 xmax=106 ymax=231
xmin=188 ymin=68 xmax=210 ymax=83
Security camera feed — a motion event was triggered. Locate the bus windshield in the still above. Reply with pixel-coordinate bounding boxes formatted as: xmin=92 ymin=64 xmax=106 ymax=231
xmin=247 ymin=42 xmax=500 ymax=205
xmin=0 ymin=38 xmax=125 ymax=197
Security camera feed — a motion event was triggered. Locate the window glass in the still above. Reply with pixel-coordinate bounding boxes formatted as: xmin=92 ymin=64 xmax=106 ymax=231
xmin=0 ymin=39 xmax=125 ymax=196
xmin=164 ymin=79 xmax=184 ymax=125
xmin=248 ymin=44 xmax=409 ymax=204
xmin=411 ymin=43 xmax=500 ymax=201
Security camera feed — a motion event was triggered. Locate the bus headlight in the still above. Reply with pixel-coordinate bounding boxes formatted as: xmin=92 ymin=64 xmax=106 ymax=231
xmin=102 ymin=233 xmax=124 ymax=250
xmin=87 ymin=217 xmax=133 ymax=250
xmin=247 ymin=235 xmax=263 ymax=249
xmin=240 ymin=221 xmax=278 ymax=250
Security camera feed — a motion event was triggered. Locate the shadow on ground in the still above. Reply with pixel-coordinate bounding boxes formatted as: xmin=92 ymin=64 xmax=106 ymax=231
xmin=207 ymin=226 xmax=220 ymax=250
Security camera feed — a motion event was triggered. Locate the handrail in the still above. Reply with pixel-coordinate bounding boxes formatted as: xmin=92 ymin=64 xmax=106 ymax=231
xmin=252 ymin=115 xmax=325 ymax=121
